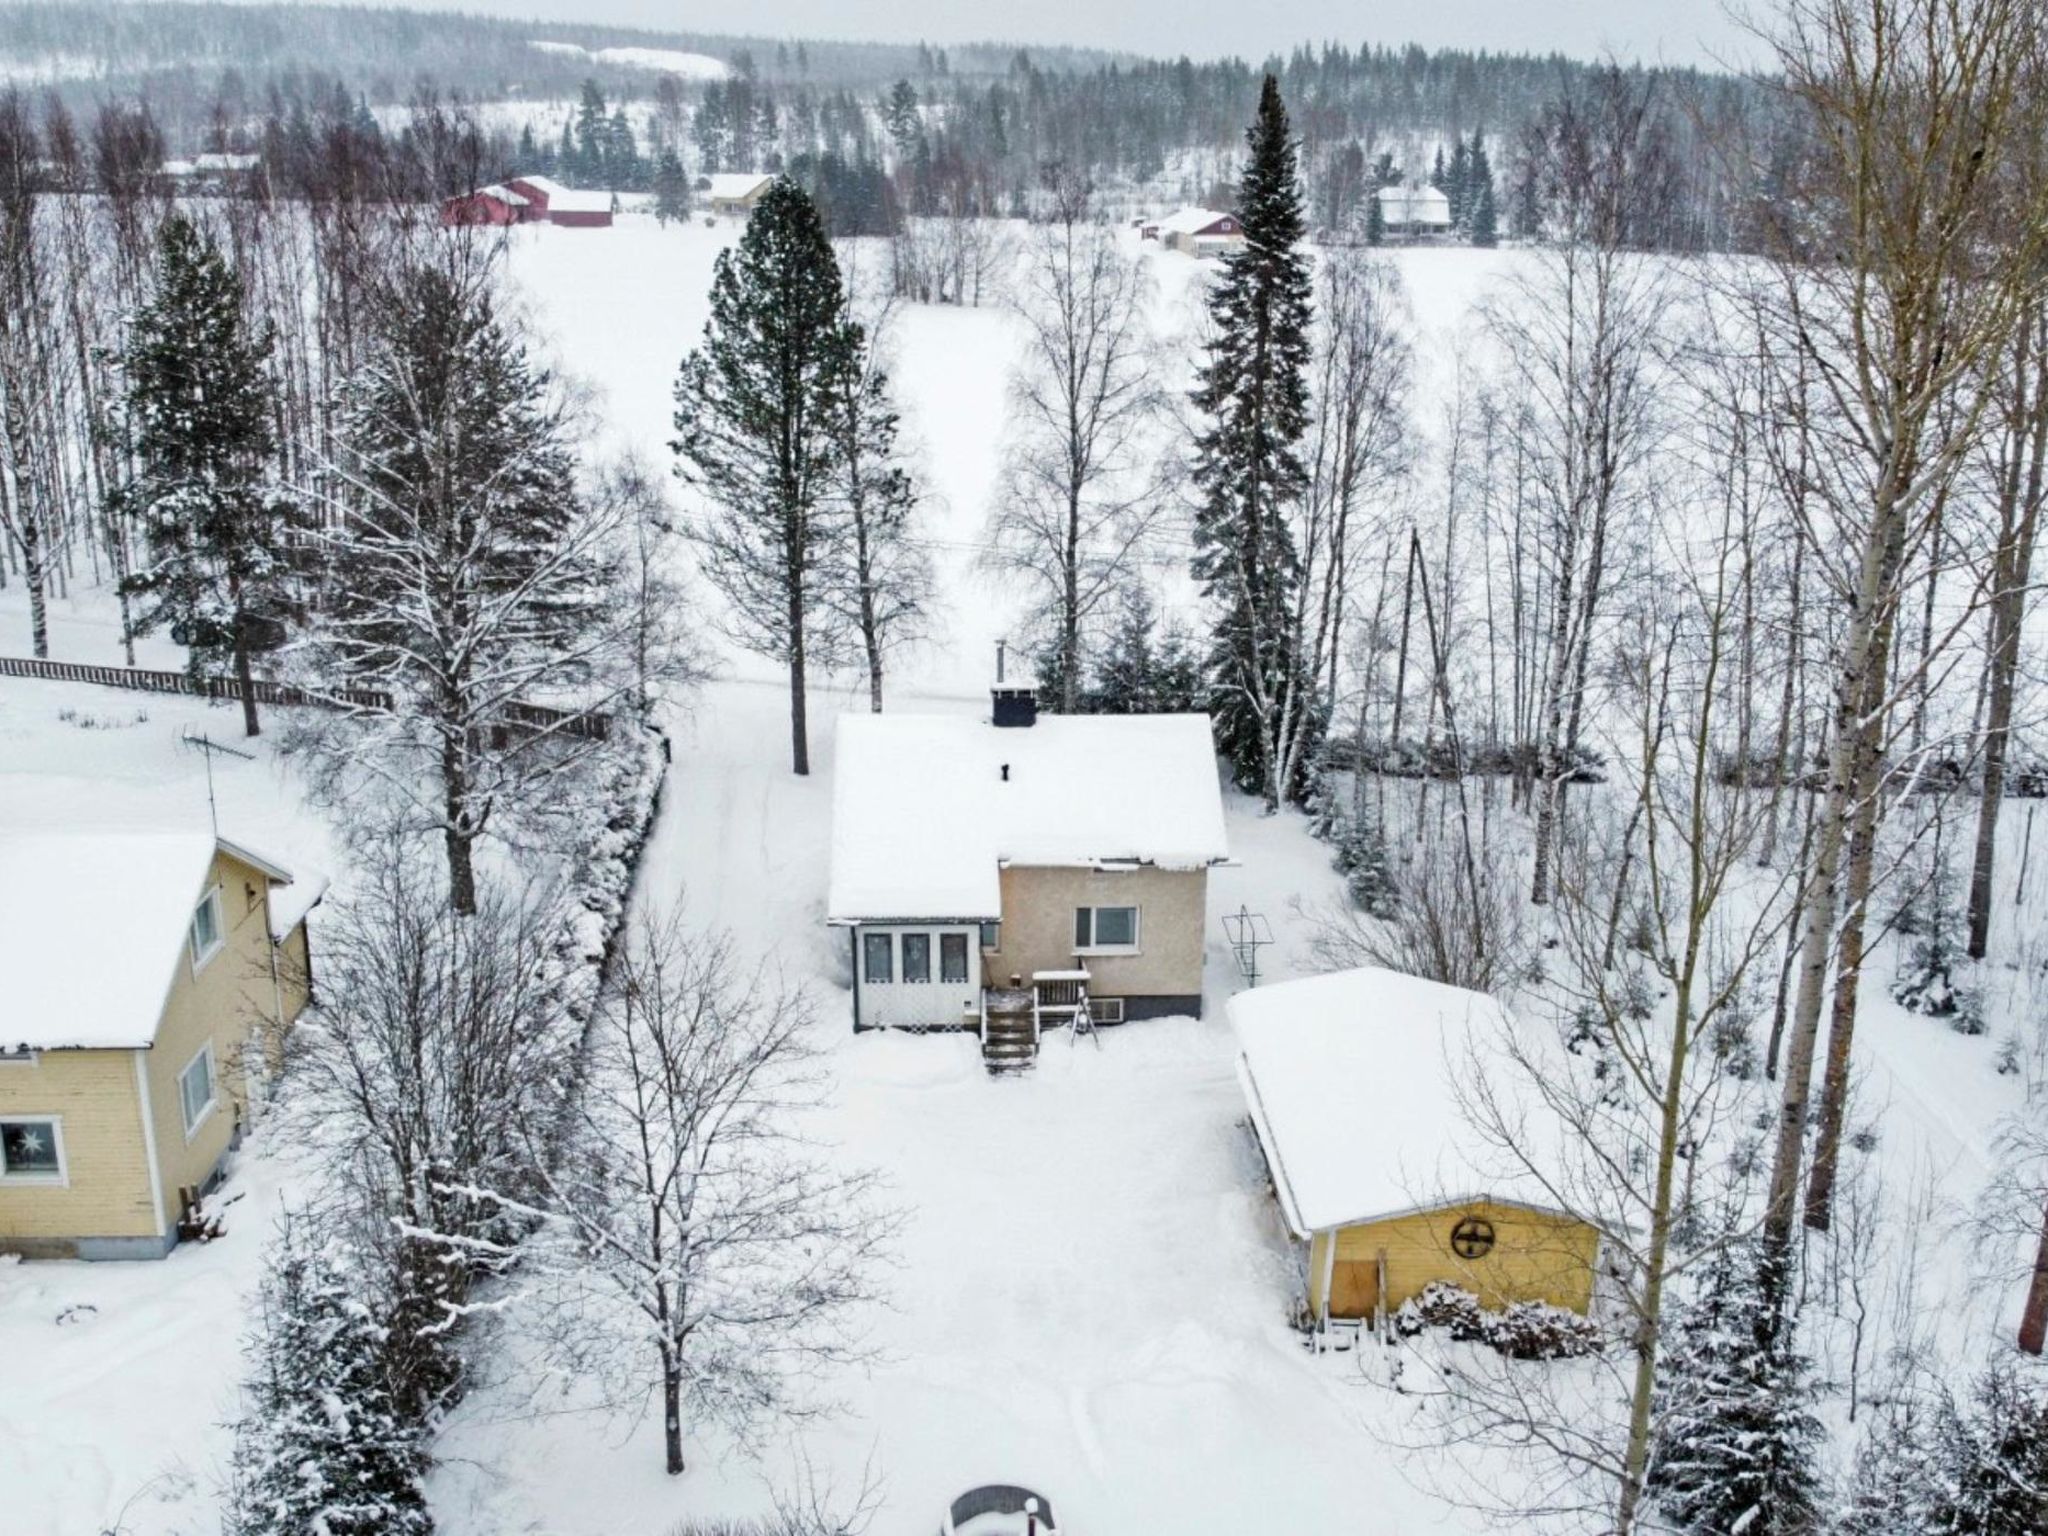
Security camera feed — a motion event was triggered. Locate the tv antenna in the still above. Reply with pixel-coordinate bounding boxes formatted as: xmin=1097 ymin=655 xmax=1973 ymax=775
xmin=1223 ymin=905 xmax=1274 ymax=988
xmin=180 ymin=729 xmax=255 ymax=836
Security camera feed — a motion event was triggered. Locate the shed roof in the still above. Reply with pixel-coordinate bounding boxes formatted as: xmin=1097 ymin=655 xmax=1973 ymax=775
xmin=0 ymin=831 xmax=297 ymax=1051
xmin=507 ymin=174 xmax=611 ymax=214
xmin=1157 ymin=204 xmax=1238 ymax=236
xmin=827 ymin=711 xmax=1229 ymax=922
xmin=465 ymin=183 xmax=531 ymax=207
xmin=1230 ymin=966 xmax=1569 ymax=1235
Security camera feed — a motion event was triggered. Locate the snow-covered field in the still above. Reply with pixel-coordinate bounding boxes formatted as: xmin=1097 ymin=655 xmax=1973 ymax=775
xmin=0 ymin=214 xmax=2037 ymax=1534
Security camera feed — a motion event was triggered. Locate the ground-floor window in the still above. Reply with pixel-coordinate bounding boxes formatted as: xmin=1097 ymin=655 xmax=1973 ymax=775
xmin=862 ymin=930 xmax=894 ymax=984
xmin=902 ymin=932 xmax=931 ymax=984
xmin=0 ymin=1116 xmax=65 ymax=1182
xmin=941 ymin=932 xmax=970 ymax=983
xmin=1074 ymin=904 xmax=1140 ymax=951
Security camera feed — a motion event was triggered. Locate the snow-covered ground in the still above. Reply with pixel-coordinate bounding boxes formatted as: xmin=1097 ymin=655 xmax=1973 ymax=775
xmin=1 ymin=213 xmax=2038 ymax=1534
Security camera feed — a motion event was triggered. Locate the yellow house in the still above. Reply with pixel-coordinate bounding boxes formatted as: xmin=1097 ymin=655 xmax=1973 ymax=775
xmin=0 ymin=831 xmax=322 ymax=1259
xmin=702 ymin=172 xmax=774 ymax=217
xmin=1231 ymin=966 xmax=1603 ymax=1328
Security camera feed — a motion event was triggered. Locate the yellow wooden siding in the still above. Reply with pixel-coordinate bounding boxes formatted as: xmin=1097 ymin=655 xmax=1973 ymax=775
xmin=144 ymin=849 xmax=291 ymax=1211
xmin=1306 ymin=1200 xmax=1600 ymax=1320
xmin=0 ymin=1049 xmax=159 ymax=1243
xmin=276 ymin=921 xmax=313 ymax=1025
xmin=983 ymin=864 xmax=1208 ymax=999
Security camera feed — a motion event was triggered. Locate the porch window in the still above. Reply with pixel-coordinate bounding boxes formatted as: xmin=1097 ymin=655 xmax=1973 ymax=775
xmin=979 ymin=922 xmax=1000 ymax=951
xmin=180 ymin=1042 xmax=218 ymax=1138
xmin=902 ymin=933 xmax=931 ymax=984
xmin=0 ymin=1117 xmax=64 ymax=1182
xmin=1074 ymin=905 xmax=1140 ymax=952
xmin=862 ymin=931 xmax=893 ymax=984
xmin=190 ymin=886 xmax=224 ymax=970
xmin=940 ymin=932 xmax=969 ymax=984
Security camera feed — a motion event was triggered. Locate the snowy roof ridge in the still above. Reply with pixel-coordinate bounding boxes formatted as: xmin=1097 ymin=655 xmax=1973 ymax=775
xmin=1158 ymin=204 xmax=1235 ymax=234
xmin=0 ymin=829 xmax=297 ymax=1051
xmin=827 ymin=710 xmax=1229 ymax=922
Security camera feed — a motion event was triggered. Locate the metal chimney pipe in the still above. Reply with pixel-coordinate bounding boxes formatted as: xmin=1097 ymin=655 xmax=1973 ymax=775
xmin=996 ymin=639 xmax=1006 ymax=684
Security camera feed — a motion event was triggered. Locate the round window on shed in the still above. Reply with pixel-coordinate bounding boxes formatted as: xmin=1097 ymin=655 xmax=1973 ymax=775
xmin=1450 ymin=1215 xmax=1497 ymax=1260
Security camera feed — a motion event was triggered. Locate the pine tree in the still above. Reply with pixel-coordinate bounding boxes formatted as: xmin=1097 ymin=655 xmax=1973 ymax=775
xmin=1649 ymin=1239 xmax=1826 ymax=1536
xmin=606 ymin=106 xmax=638 ymax=189
xmin=325 ymin=256 xmax=627 ymax=914
xmin=1842 ymin=1361 xmax=2048 ymax=1536
xmin=1446 ymin=134 xmax=1471 ymax=227
xmin=883 ymin=79 xmax=921 ymax=159
xmin=226 ymin=1220 xmax=431 ymax=1536
xmin=574 ymin=79 xmax=607 ymax=183
xmin=673 ymin=177 xmax=857 ymax=775
xmin=1090 ymin=585 xmax=1203 ymax=714
xmin=119 ymin=214 xmax=286 ymax=738
xmin=1189 ymin=75 xmax=1315 ymax=806
xmin=1365 ymin=185 xmax=1386 ymax=245
xmin=653 ymin=147 xmax=690 ymax=225
xmin=1469 ymin=176 xmax=1499 ymax=247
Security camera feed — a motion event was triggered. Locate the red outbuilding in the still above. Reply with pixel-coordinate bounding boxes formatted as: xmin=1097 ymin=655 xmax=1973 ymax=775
xmin=439 ymin=184 xmax=532 ymax=227
xmin=505 ymin=174 xmax=615 ymax=228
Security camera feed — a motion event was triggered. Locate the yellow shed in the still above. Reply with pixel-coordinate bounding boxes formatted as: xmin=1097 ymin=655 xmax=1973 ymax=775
xmin=0 ymin=830 xmax=322 ymax=1259
xmin=1230 ymin=966 xmax=1603 ymax=1328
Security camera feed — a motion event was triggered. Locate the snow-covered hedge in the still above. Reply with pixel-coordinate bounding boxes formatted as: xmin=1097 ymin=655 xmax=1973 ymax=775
xmin=1393 ymin=1281 xmax=1604 ymax=1361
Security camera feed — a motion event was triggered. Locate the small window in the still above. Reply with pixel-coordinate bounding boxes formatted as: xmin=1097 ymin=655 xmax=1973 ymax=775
xmin=940 ymin=932 xmax=969 ymax=984
xmin=189 ymin=887 xmax=224 ymax=969
xmin=1075 ymin=905 xmax=1139 ymax=951
xmin=0 ymin=1117 xmax=64 ymax=1182
xmin=862 ymin=931 xmax=893 ymax=985
xmin=179 ymin=1043 xmax=217 ymax=1137
xmin=979 ymin=922 xmax=1000 ymax=952
xmin=902 ymin=932 xmax=931 ymax=984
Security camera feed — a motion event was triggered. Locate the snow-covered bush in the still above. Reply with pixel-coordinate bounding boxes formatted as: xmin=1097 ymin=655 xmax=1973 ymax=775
xmin=226 ymin=1218 xmax=432 ymax=1536
xmin=1889 ymin=845 xmax=1983 ymax=1030
xmin=1392 ymin=1282 xmax=1602 ymax=1360
xmin=1840 ymin=1359 xmax=2048 ymax=1536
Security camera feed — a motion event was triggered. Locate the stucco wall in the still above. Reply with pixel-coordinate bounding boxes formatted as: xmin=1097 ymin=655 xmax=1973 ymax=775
xmin=983 ymin=864 xmax=1209 ymax=1007
xmin=0 ymin=1049 xmax=158 ymax=1249
xmin=1306 ymin=1200 xmax=1600 ymax=1320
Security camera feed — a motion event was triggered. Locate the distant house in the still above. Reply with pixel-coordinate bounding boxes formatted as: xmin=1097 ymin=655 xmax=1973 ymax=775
xmin=1231 ymin=966 xmax=1603 ymax=1330
xmin=505 ymin=173 xmax=615 ymax=227
xmin=701 ymin=172 xmax=774 ymax=217
xmin=828 ymin=667 xmax=1228 ymax=1059
xmin=1376 ymin=184 xmax=1453 ymax=240
xmin=0 ymin=832 xmax=323 ymax=1259
xmin=1156 ymin=205 xmax=1244 ymax=256
xmin=440 ymin=183 xmax=532 ymax=227
xmin=159 ymin=152 xmax=261 ymax=189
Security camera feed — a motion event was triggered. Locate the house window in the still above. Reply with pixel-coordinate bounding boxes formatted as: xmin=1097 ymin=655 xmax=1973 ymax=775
xmin=940 ymin=933 xmax=969 ymax=984
xmin=902 ymin=933 xmax=931 ymax=984
xmin=189 ymin=887 xmax=225 ymax=970
xmin=1074 ymin=905 xmax=1140 ymax=952
xmin=0 ymin=1117 xmax=64 ymax=1182
xmin=979 ymin=922 xmax=1000 ymax=951
xmin=179 ymin=1042 xmax=218 ymax=1138
xmin=862 ymin=931 xmax=894 ymax=985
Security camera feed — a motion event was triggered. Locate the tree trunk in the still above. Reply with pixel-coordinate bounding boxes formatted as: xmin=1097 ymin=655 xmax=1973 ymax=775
xmin=2021 ymin=1197 xmax=2048 ymax=1356
xmin=1804 ymin=781 xmax=1881 ymax=1231
xmin=230 ymin=576 xmax=261 ymax=737
xmin=788 ymin=597 xmax=810 ymax=777
xmin=442 ymin=732 xmax=477 ymax=915
xmin=20 ymin=510 xmax=48 ymax=659
xmin=662 ymin=1349 xmax=687 ymax=1474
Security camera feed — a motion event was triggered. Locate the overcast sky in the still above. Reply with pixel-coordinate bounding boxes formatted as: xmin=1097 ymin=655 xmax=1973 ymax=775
xmin=431 ymin=0 xmax=1762 ymax=72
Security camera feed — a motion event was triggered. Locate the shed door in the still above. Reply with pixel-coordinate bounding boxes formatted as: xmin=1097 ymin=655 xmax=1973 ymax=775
xmin=1329 ymin=1258 xmax=1380 ymax=1320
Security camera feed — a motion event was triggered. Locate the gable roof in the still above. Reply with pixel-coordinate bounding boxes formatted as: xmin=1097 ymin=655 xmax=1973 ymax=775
xmin=0 ymin=831 xmax=296 ymax=1051
xmin=1158 ymin=204 xmax=1238 ymax=236
xmin=1231 ymin=966 xmax=1571 ymax=1235
xmin=461 ymin=183 xmax=531 ymax=207
xmin=1377 ymin=185 xmax=1453 ymax=226
xmin=827 ymin=712 xmax=1229 ymax=922
xmin=508 ymin=173 xmax=612 ymax=214
xmin=703 ymin=172 xmax=774 ymax=201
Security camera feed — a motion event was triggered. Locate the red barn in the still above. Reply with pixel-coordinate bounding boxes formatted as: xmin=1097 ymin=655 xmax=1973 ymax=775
xmin=505 ymin=174 xmax=614 ymax=228
xmin=440 ymin=184 xmax=531 ymax=227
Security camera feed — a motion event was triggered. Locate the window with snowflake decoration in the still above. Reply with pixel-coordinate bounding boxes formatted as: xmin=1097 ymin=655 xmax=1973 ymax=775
xmin=1 ymin=1118 xmax=63 ymax=1180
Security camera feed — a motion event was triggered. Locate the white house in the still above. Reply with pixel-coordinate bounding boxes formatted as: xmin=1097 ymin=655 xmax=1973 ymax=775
xmin=828 ymin=673 xmax=1228 ymax=1038
xmin=702 ymin=173 xmax=775 ymax=217
xmin=1377 ymin=185 xmax=1453 ymax=239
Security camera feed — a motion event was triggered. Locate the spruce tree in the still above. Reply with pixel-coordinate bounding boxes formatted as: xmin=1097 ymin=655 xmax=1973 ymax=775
xmin=574 ymin=79 xmax=607 ymax=183
xmin=1446 ymin=135 xmax=1471 ymax=227
xmin=119 ymin=214 xmax=286 ymax=738
xmin=1649 ymin=1239 xmax=1825 ymax=1536
xmin=673 ymin=177 xmax=856 ymax=775
xmin=226 ymin=1220 xmax=431 ymax=1536
xmin=1365 ymin=187 xmax=1386 ymax=245
xmin=1470 ymin=176 xmax=1499 ymax=247
xmin=653 ymin=147 xmax=689 ymax=224
xmin=1189 ymin=75 xmax=1315 ymax=805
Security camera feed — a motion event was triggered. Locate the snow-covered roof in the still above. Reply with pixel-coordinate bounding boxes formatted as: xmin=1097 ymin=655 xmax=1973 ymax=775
xmin=1377 ymin=185 xmax=1453 ymax=226
xmin=466 ymin=183 xmax=531 ymax=207
xmin=1157 ymin=205 xmax=1238 ymax=236
xmin=507 ymin=174 xmax=612 ymax=214
xmin=1231 ymin=966 xmax=1568 ymax=1235
xmin=703 ymin=172 xmax=774 ymax=201
xmin=267 ymin=869 xmax=329 ymax=943
xmin=162 ymin=153 xmax=258 ymax=175
xmin=828 ymin=711 xmax=1229 ymax=922
xmin=0 ymin=831 xmax=296 ymax=1051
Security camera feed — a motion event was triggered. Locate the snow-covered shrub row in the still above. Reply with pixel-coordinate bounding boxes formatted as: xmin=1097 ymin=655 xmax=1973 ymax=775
xmin=1392 ymin=1281 xmax=1604 ymax=1361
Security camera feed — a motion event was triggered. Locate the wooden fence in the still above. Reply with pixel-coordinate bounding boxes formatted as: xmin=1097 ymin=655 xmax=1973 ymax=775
xmin=0 ymin=655 xmax=611 ymax=741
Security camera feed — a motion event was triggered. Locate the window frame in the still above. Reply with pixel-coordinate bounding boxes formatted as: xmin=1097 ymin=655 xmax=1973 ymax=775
xmin=179 ymin=1041 xmax=218 ymax=1140
xmin=939 ymin=932 xmax=970 ymax=985
xmin=861 ymin=930 xmax=894 ymax=985
xmin=978 ymin=921 xmax=1001 ymax=952
xmin=0 ymin=1115 xmax=68 ymax=1185
xmin=1074 ymin=904 xmax=1141 ymax=955
xmin=189 ymin=885 xmax=226 ymax=973
xmin=901 ymin=932 xmax=932 ymax=985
